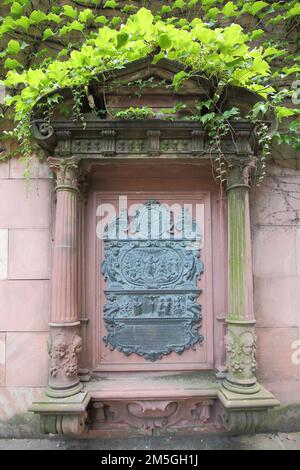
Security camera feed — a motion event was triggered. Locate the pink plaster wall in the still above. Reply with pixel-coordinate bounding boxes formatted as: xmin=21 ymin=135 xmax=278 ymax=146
xmin=251 ymin=164 xmax=300 ymax=403
xmin=0 ymin=156 xmax=52 ymax=421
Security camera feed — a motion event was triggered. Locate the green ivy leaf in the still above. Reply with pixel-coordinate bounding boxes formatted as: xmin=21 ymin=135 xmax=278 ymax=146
xmin=282 ymin=65 xmax=300 ymax=76
xmin=116 ymin=31 xmax=129 ymax=49
xmin=7 ymin=39 xmax=21 ymax=55
xmin=158 ymin=33 xmax=172 ymax=49
xmin=268 ymin=14 xmax=283 ymax=25
xmin=47 ymin=13 xmax=62 ymax=24
xmin=188 ymin=0 xmax=199 ymax=7
xmin=223 ymin=107 xmax=240 ymax=119
xmin=172 ymin=0 xmax=185 ymax=10
xmin=78 ymin=9 xmax=93 ymax=23
xmin=152 ymin=51 xmax=165 ymax=64
xmin=15 ymin=15 xmax=30 ymax=30
xmin=4 ymin=71 xmax=26 ymax=86
xmin=122 ymin=4 xmax=138 ymax=14
xmin=251 ymin=54 xmax=270 ymax=75
xmin=202 ymin=0 xmax=216 ymax=8
xmin=289 ymin=120 xmax=300 ymax=132
xmin=62 ymin=5 xmax=78 ymax=19
xmin=111 ymin=17 xmax=122 ymax=27
xmin=286 ymin=4 xmax=300 ymax=17
xmin=222 ymin=1 xmax=238 ymax=17
xmin=159 ymin=5 xmax=172 ymax=14
xmin=250 ymin=29 xmax=265 ymax=40
xmin=4 ymin=58 xmax=22 ymax=70
xmin=243 ymin=1 xmax=269 ymax=16
xmin=29 ymin=10 xmax=48 ymax=24
xmin=104 ymin=0 xmax=118 ymax=8
xmin=10 ymin=2 xmax=23 ymax=17
xmin=276 ymin=106 xmax=297 ymax=119
xmin=193 ymin=25 xmax=215 ymax=44
xmin=57 ymin=48 xmax=68 ymax=58
xmin=172 ymin=70 xmax=188 ymax=90
xmin=263 ymin=46 xmax=285 ymax=58
xmin=200 ymin=112 xmax=216 ymax=124
xmin=206 ymin=7 xmax=220 ymax=19
xmin=69 ymin=21 xmax=85 ymax=32
xmin=42 ymin=28 xmax=54 ymax=41
xmin=95 ymin=16 xmax=108 ymax=24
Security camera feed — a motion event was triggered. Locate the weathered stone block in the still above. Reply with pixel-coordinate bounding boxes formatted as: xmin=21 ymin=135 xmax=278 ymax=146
xmin=0 ymin=229 xmax=8 ymax=280
xmin=0 ymin=280 xmax=50 ymax=331
xmin=0 ymin=160 xmax=9 ymax=179
xmin=0 ymin=333 xmax=5 ymax=386
xmin=251 ymin=175 xmax=300 ymax=226
xmin=8 ymin=229 xmax=51 ymax=279
xmin=6 ymin=333 xmax=48 ymax=387
xmin=254 ymin=276 xmax=300 ymax=327
xmin=0 ymin=180 xmax=51 ymax=229
xmin=256 ymin=327 xmax=298 ymax=382
xmin=294 ymin=227 xmax=300 ymax=276
xmin=10 ymin=155 xmax=51 ymax=180
xmin=253 ymin=226 xmax=296 ymax=277
xmin=0 ymin=387 xmax=44 ymax=422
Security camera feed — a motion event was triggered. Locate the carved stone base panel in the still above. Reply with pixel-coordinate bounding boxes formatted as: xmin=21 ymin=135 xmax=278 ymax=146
xmin=30 ymin=389 xmax=91 ymax=435
xmin=89 ymin=398 xmax=216 ymax=432
xmin=223 ymin=320 xmax=260 ymax=394
xmin=40 ymin=413 xmax=87 ymax=435
xmin=217 ymin=383 xmax=279 ymax=433
xmin=221 ymin=409 xmax=265 ymax=434
xmin=47 ymin=325 xmax=83 ymax=398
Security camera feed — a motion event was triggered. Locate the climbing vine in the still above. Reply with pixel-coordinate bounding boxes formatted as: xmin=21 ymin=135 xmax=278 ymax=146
xmin=0 ymin=1 xmax=299 ymax=182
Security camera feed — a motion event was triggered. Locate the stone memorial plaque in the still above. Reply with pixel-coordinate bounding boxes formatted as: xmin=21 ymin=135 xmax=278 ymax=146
xmin=101 ymin=199 xmax=204 ymax=361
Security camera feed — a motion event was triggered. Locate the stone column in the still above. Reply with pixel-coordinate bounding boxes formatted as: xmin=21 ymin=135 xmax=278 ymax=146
xmin=223 ymin=159 xmax=260 ymax=394
xmin=77 ymin=173 xmax=90 ymax=382
xmin=47 ymin=156 xmax=83 ymax=398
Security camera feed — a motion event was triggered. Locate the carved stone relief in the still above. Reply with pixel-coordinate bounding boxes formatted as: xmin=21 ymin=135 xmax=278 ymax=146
xmin=48 ymin=330 xmax=83 ymax=387
xmin=90 ymin=398 xmax=215 ymax=432
xmin=101 ymin=199 xmax=204 ymax=361
xmin=225 ymin=329 xmax=257 ymax=379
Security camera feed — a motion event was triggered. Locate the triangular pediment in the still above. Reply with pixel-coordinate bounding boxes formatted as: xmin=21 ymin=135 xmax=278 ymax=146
xmin=32 ymin=56 xmax=273 ymax=124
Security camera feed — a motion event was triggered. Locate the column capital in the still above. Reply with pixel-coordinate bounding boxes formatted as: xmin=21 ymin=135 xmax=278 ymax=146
xmin=226 ymin=156 xmax=258 ymax=191
xmin=48 ymin=156 xmax=79 ymax=192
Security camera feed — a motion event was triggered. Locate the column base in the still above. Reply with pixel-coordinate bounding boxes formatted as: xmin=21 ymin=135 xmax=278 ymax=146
xmin=29 ymin=389 xmax=91 ymax=435
xmin=217 ymin=383 xmax=280 ymax=433
xmin=222 ymin=375 xmax=260 ymax=395
xmin=46 ymin=381 xmax=83 ymax=399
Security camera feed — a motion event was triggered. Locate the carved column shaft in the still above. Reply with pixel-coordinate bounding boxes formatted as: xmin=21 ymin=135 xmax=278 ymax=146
xmin=52 ymin=189 xmax=78 ymax=323
xmin=224 ymin=162 xmax=259 ymax=394
xmin=227 ymin=167 xmax=254 ymax=322
xmin=47 ymin=157 xmax=83 ymax=398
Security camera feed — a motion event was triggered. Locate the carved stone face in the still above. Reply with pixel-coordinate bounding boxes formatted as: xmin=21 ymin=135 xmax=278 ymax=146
xmin=241 ymin=332 xmax=254 ymax=356
xmin=72 ymin=334 xmax=83 ymax=355
xmin=52 ymin=335 xmax=68 ymax=359
xmin=56 ymin=345 xmax=67 ymax=358
xmin=225 ymin=332 xmax=233 ymax=354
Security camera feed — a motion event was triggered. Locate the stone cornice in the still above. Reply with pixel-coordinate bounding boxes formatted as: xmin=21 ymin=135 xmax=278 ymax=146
xmin=31 ymin=118 xmax=267 ymax=161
